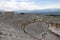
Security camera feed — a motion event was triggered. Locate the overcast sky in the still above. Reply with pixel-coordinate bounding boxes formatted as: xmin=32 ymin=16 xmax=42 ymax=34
xmin=0 ymin=0 xmax=60 ymax=11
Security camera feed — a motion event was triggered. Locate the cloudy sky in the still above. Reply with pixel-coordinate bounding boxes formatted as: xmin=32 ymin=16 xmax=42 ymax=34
xmin=0 ymin=0 xmax=60 ymax=11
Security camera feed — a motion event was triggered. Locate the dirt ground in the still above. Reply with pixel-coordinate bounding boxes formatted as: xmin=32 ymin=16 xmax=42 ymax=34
xmin=0 ymin=13 xmax=60 ymax=40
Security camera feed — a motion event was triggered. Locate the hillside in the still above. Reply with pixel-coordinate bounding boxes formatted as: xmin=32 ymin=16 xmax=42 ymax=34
xmin=0 ymin=12 xmax=60 ymax=40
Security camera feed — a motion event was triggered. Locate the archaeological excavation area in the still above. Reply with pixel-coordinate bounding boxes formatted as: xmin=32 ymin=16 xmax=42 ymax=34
xmin=0 ymin=13 xmax=60 ymax=40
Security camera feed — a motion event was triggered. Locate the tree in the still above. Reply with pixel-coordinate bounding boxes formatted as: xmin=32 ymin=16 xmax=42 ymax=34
xmin=21 ymin=12 xmax=24 ymax=15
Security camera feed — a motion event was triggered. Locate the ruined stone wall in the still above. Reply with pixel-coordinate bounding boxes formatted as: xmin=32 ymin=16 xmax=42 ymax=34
xmin=49 ymin=23 xmax=60 ymax=29
xmin=48 ymin=23 xmax=60 ymax=36
xmin=4 ymin=12 xmax=14 ymax=15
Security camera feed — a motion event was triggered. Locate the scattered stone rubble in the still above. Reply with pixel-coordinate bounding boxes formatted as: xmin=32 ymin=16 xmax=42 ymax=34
xmin=48 ymin=22 xmax=60 ymax=36
xmin=0 ymin=13 xmax=60 ymax=40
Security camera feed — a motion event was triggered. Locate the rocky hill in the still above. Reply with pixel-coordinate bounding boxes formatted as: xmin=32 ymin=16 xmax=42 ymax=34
xmin=0 ymin=12 xmax=60 ymax=40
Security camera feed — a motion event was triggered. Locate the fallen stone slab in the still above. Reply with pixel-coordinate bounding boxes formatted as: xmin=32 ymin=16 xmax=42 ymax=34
xmin=42 ymin=31 xmax=60 ymax=40
xmin=49 ymin=26 xmax=60 ymax=36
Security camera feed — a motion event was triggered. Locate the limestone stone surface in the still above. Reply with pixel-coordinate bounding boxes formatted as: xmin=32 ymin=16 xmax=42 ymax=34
xmin=25 ymin=22 xmax=48 ymax=39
